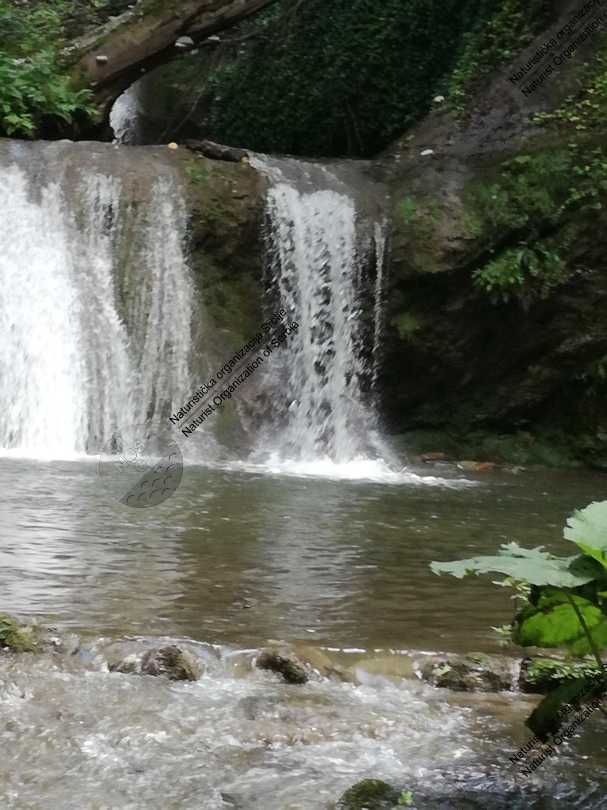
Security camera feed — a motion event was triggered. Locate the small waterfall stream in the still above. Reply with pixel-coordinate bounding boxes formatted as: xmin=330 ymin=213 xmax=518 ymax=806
xmin=251 ymin=156 xmax=396 ymax=475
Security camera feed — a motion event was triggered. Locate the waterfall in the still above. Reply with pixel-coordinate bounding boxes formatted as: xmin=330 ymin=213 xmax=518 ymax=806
xmin=110 ymin=82 xmax=142 ymax=145
xmin=372 ymin=221 xmax=387 ymax=392
xmin=0 ymin=144 xmax=193 ymax=459
xmin=251 ymin=156 xmax=393 ymax=471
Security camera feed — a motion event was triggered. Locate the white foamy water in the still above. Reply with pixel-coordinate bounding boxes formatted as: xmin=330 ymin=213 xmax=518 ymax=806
xmin=0 ymin=155 xmax=193 ymax=460
xmin=252 ymin=156 xmax=395 ymax=471
xmin=110 ymin=82 xmax=142 ymax=145
xmin=0 ymin=639 xmax=528 ymax=810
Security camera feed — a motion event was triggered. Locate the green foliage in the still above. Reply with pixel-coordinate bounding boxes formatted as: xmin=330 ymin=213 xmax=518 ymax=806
xmin=430 ymin=543 xmax=597 ymax=588
xmin=431 ymin=500 xmax=607 ymax=739
xmin=532 ymin=45 xmax=607 ymax=134
xmin=0 ymin=1 xmax=96 ymax=138
xmin=473 ymin=244 xmax=566 ymax=303
xmin=524 ymin=656 xmax=602 ymax=687
xmin=468 ymin=147 xmax=607 ymax=302
xmin=443 ymin=0 xmax=551 ymax=115
xmin=513 ymin=589 xmax=607 ymax=655
xmin=200 ymin=0 xmax=553 ymax=156
xmin=565 ymin=501 xmax=607 ymax=568
xmin=204 ymin=0 xmax=490 ymax=157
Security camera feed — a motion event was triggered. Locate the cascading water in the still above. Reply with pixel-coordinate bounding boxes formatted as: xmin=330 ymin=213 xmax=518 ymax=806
xmin=0 ymin=143 xmax=193 ymax=460
xmin=110 ymin=82 xmax=142 ymax=145
xmin=251 ymin=156 xmax=396 ymax=476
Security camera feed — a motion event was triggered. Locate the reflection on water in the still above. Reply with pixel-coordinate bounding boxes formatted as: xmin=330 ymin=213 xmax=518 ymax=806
xmin=0 ymin=459 xmax=604 ymax=651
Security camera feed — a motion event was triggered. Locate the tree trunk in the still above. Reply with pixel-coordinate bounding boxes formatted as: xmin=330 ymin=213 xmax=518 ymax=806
xmin=66 ymin=0 xmax=275 ymax=115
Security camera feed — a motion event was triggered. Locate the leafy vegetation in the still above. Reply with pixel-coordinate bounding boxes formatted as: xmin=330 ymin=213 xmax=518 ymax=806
xmin=431 ymin=500 xmax=607 ymax=738
xmin=0 ymin=1 xmax=124 ymax=137
xmin=202 ymin=0 xmax=553 ymax=157
xmin=468 ymin=147 xmax=607 ymax=302
xmin=442 ymin=0 xmax=552 ymax=115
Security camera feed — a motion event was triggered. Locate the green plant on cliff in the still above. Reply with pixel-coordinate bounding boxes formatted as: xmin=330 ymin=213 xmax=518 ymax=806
xmin=0 ymin=1 xmax=96 ymax=137
xmin=431 ymin=500 xmax=607 ymax=738
xmin=444 ymin=0 xmax=551 ymax=115
xmin=473 ymin=244 xmax=566 ymax=303
xmin=468 ymin=146 xmax=607 ymax=302
xmin=533 ymin=45 xmax=607 ymax=134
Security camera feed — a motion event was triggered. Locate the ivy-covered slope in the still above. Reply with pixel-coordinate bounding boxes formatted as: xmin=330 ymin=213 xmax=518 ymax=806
xmin=122 ymin=0 xmax=555 ymax=156
xmin=0 ymin=0 xmax=132 ymax=137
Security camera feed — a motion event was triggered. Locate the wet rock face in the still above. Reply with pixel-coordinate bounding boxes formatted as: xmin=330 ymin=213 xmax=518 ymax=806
xmin=110 ymin=645 xmax=201 ymax=681
xmin=140 ymin=645 xmax=200 ymax=681
xmin=255 ymin=647 xmax=309 ymax=684
xmin=419 ymin=654 xmax=514 ymax=692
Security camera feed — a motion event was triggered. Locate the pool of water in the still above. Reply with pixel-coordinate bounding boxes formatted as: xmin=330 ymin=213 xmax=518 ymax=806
xmin=0 ymin=459 xmax=605 ymax=808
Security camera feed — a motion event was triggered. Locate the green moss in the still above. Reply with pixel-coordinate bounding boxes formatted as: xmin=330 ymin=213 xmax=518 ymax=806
xmin=398 ymin=196 xmax=418 ymax=225
xmin=391 ymin=312 xmax=424 ymax=342
xmin=337 ymin=779 xmax=400 ymax=810
xmin=0 ymin=614 xmax=36 ymax=653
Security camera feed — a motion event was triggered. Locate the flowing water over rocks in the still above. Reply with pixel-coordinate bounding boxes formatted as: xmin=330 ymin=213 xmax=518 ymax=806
xmin=0 ymin=141 xmax=193 ymax=460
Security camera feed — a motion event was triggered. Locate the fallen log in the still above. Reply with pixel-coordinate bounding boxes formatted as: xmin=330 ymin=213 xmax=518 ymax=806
xmin=64 ymin=0 xmax=276 ymax=114
xmin=184 ymin=138 xmax=250 ymax=162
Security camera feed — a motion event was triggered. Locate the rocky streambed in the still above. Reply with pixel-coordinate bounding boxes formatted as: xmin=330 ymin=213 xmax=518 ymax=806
xmin=0 ymin=614 xmax=604 ymax=809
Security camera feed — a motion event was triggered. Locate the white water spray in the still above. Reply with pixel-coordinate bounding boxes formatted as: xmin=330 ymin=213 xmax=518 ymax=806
xmin=110 ymin=82 xmax=142 ymax=145
xmin=0 ymin=152 xmax=193 ymax=459
xmin=251 ymin=156 xmax=395 ymax=473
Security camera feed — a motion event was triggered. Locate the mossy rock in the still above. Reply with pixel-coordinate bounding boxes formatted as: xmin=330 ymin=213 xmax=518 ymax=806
xmin=419 ymin=653 xmax=514 ymax=692
xmin=0 ymin=614 xmax=37 ymax=653
xmin=255 ymin=647 xmax=309 ymax=685
xmin=140 ymin=645 xmax=200 ymax=681
xmin=336 ymin=779 xmax=400 ymax=810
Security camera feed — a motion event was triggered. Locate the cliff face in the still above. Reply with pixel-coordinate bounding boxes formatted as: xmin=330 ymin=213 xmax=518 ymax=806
xmin=378 ymin=17 xmax=607 ymax=468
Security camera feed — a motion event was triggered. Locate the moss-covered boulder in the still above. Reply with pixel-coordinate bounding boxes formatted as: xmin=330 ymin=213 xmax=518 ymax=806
xmin=255 ymin=647 xmax=309 ymax=685
xmin=419 ymin=653 xmax=514 ymax=692
xmin=336 ymin=779 xmax=400 ymax=810
xmin=0 ymin=614 xmax=37 ymax=653
xmin=110 ymin=644 xmax=201 ymax=681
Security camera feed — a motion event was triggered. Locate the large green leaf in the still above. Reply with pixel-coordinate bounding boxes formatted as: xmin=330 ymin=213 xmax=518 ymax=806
xmin=526 ymin=673 xmax=607 ymax=740
xmin=564 ymin=500 xmax=607 ymax=569
xmin=513 ymin=588 xmax=607 ymax=654
xmin=430 ymin=543 xmax=597 ymax=588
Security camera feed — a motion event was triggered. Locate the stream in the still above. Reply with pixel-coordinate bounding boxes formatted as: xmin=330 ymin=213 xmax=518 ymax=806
xmin=0 ymin=458 xmax=605 ymax=808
